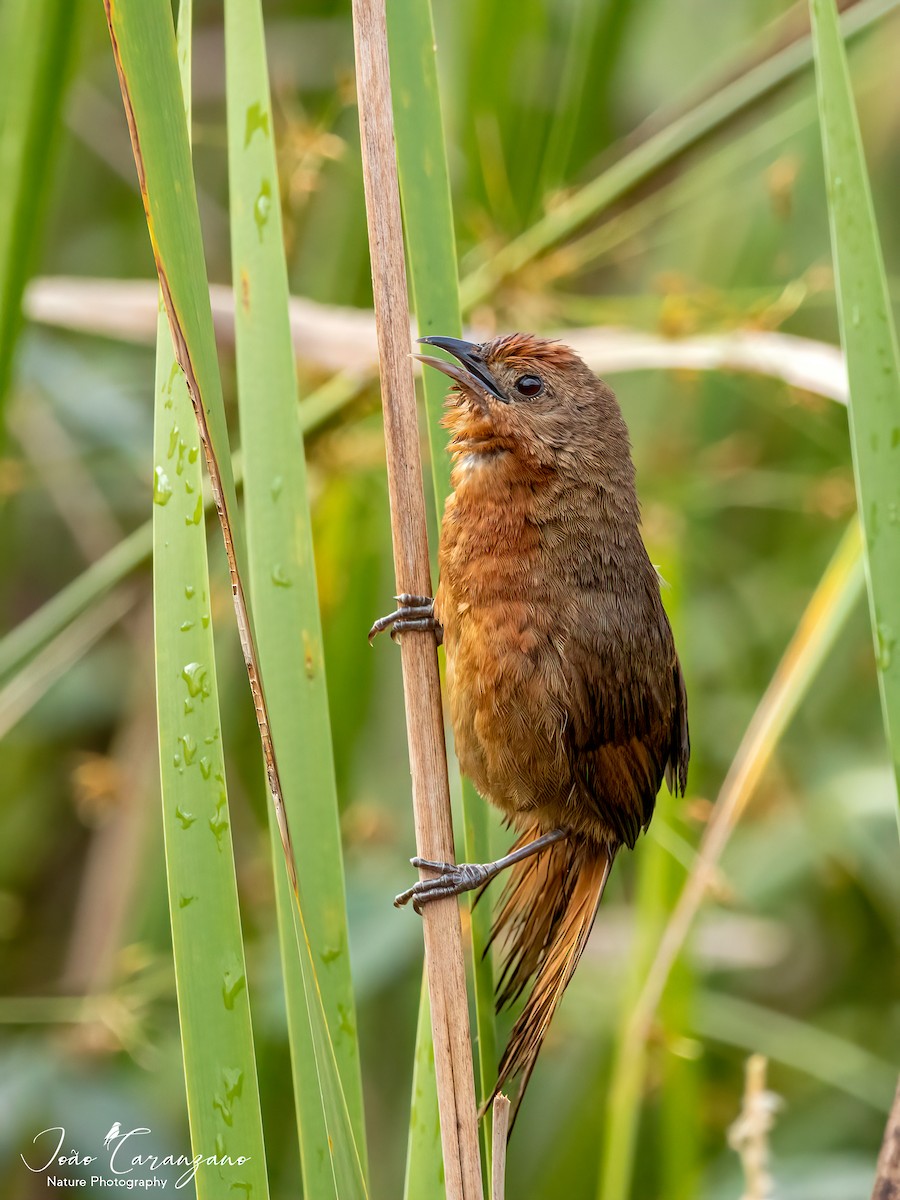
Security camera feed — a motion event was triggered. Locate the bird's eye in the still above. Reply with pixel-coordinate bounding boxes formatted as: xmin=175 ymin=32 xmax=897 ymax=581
xmin=514 ymin=374 xmax=544 ymax=398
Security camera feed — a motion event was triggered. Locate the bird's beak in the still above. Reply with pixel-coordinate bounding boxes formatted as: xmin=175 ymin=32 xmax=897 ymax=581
xmin=413 ymin=336 xmax=508 ymax=403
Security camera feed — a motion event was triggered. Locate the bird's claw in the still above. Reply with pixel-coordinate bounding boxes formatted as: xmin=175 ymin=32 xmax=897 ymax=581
xmin=368 ymin=594 xmax=443 ymax=645
xmin=394 ymin=857 xmax=491 ymax=913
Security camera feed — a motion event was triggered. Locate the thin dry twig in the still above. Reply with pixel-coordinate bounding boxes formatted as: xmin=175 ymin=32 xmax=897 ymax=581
xmin=349 ymin=0 xmax=483 ymax=1197
xmin=872 ymin=1078 xmax=900 ymax=1200
xmin=9 ymin=391 xmax=125 ymax=559
xmin=0 ymin=587 xmax=137 ymax=739
xmin=24 ymin=275 xmax=849 ymax=400
xmin=727 ymin=1055 xmax=782 ymax=1200
xmin=491 ymin=1096 xmax=511 ymax=1200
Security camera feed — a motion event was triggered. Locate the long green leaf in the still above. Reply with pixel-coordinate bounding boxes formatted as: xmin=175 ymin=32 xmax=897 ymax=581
xmin=103 ymin=0 xmax=246 ymax=613
xmin=105 ymin=1 xmax=368 ymax=1192
xmin=224 ymin=0 xmax=368 ymax=1193
xmin=0 ymin=0 xmax=77 ymax=409
xmin=694 ymin=990 xmax=897 ymax=1111
xmin=152 ymin=5 xmax=269 ymax=1195
xmin=386 ymin=0 xmax=497 ymax=1185
xmin=402 ymin=982 xmax=443 ymax=1200
xmin=810 ymin=0 xmax=900 ymax=803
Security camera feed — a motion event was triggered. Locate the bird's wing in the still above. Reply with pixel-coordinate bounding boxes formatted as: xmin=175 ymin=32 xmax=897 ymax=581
xmin=665 ymin=652 xmax=690 ymax=798
xmin=562 ymin=588 xmax=689 ymax=848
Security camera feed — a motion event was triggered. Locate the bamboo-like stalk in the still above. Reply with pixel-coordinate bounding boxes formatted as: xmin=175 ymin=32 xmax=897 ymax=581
xmin=349 ymin=0 xmax=483 ymax=1196
xmin=490 ymin=1098 xmax=510 ymax=1200
xmin=871 ymin=1079 xmax=900 ymax=1199
xmin=385 ymin=0 xmax=497 ymax=1180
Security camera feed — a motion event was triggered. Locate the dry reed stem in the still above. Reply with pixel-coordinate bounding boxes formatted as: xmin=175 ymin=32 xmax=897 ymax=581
xmin=872 ymin=1078 xmax=900 ymax=1200
xmin=24 ymin=275 xmax=849 ymax=401
xmin=349 ymin=1 xmax=483 ymax=1197
xmin=727 ymin=1055 xmax=781 ymax=1200
xmin=490 ymin=1097 xmax=511 ymax=1200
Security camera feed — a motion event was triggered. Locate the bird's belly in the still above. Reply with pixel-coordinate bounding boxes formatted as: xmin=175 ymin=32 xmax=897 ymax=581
xmin=445 ymin=608 xmax=574 ymax=822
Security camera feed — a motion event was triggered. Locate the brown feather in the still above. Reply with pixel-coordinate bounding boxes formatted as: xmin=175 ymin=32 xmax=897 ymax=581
xmin=483 ymin=827 xmax=615 ymax=1123
xmin=432 ymin=333 xmax=690 ymax=1122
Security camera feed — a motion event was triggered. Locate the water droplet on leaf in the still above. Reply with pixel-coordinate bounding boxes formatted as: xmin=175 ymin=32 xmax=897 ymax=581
xmin=153 ymin=466 xmax=173 ymax=506
xmin=254 ymin=179 xmax=272 ymax=240
xmin=876 ymin=623 xmax=896 ymax=672
xmin=182 ymin=662 xmax=210 ymax=699
xmin=222 ymin=969 xmax=246 ymax=1010
xmin=186 ymin=495 xmax=203 ymax=526
xmin=179 ymin=733 xmax=197 ymax=765
xmin=244 ymin=102 xmax=270 ymax=146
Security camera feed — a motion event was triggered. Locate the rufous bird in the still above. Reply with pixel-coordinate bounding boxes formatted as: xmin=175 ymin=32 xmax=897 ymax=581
xmin=370 ymin=333 xmax=689 ymax=1121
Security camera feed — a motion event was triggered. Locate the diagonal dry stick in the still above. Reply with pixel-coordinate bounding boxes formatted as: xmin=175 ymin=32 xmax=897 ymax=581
xmin=349 ymin=1 xmax=483 ymax=1197
xmin=630 ymin=518 xmax=864 ymax=1042
xmin=872 ymin=1078 xmax=900 ymax=1200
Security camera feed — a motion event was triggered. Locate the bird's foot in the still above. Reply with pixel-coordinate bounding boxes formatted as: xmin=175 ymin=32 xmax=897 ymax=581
xmin=394 ymin=857 xmax=496 ymax=914
xmin=368 ymin=594 xmax=443 ymax=645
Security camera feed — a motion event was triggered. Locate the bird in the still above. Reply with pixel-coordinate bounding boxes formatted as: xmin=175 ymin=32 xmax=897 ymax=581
xmin=370 ymin=333 xmax=689 ymax=1123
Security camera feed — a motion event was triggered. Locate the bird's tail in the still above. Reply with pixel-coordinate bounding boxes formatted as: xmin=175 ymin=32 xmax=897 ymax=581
xmin=484 ymin=826 xmax=616 ymax=1124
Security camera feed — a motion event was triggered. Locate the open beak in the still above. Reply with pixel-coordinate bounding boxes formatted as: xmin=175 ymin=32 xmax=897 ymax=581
xmin=413 ymin=336 xmax=508 ymax=403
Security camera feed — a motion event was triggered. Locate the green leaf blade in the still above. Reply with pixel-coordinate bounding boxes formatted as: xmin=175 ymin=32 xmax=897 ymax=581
xmin=225 ymin=0 xmax=369 ymax=1190
xmin=810 ymin=0 xmax=900 ymax=797
xmin=224 ymin=0 xmax=368 ymax=1194
xmin=0 ymin=0 xmax=77 ymax=409
xmin=154 ymin=306 xmax=271 ymax=1200
xmin=105 ymin=0 xmax=244 ymax=574
xmin=152 ymin=5 xmax=269 ymax=1195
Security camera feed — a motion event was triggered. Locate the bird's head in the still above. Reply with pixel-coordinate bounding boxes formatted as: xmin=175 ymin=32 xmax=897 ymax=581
xmin=415 ymin=333 xmax=632 ymax=482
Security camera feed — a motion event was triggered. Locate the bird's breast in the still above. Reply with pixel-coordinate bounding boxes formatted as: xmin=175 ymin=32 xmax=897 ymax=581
xmin=436 ymin=466 xmax=668 ymax=833
xmin=436 ymin=479 xmax=581 ymax=819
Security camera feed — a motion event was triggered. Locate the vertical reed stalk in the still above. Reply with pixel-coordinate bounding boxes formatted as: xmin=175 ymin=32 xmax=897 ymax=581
xmin=350 ymin=0 xmax=483 ymax=1196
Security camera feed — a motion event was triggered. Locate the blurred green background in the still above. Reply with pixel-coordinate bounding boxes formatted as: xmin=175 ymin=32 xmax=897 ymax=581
xmin=1 ymin=1 xmax=898 ymax=1197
